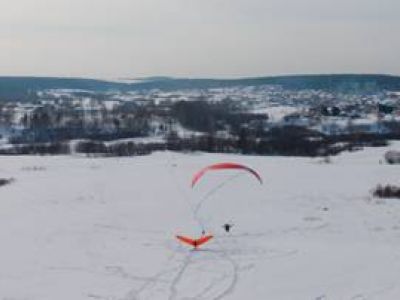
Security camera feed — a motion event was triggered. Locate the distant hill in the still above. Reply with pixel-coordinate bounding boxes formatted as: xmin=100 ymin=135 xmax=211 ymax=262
xmin=0 ymin=77 xmax=128 ymax=101
xmin=1 ymin=74 xmax=400 ymax=101
xmin=131 ymin=74 xmax=400 ymax=92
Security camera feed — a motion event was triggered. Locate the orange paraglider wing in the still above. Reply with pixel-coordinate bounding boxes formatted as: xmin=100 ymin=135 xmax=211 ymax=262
xmin=176 ymin=235 xmax=213 ymax=248
xmin=176 ymin=235 xmax=196 ymax=247
xmin=191 ymin=162 xmax=262 ymax=188
xmin=195 ymin=235 xmax=213 ymax=247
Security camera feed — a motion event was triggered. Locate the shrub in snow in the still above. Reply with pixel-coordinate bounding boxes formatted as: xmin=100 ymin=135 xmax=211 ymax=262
xmin=373 ymin=184 xmax=400 ymax=199
xmin=384 ymin=151 xmax=400 ymax=164
xmin=321 ymin=156 xmax=332 ymax=164
xmin=21 ymin=166 xmax=46 ymax=171
xmin=0 ymin=178 xmax=14 ymax=187
xmin=75 ymin=141 xmax=108 ymax=155
xmin=0 ymin=142 xmax=70 ymax=155
xmin=75 ymin=140 xmax=156 ymax=157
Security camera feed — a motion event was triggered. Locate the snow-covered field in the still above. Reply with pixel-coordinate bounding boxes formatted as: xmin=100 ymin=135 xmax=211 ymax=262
xmin=1 ymin=144 xmax=400 ymax=300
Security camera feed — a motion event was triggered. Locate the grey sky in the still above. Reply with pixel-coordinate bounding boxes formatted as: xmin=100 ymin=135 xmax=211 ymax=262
xmin=0 ymin=0 xmax=399 ymax=78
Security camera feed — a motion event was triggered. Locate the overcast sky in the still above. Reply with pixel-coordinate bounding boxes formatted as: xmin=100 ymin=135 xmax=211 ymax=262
xmin=0 ymin=0 xmax=399 ymax=78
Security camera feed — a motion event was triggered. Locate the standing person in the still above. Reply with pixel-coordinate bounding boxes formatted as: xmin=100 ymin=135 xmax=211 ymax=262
xmin=223 ymin=223 xmax=233 ymax=233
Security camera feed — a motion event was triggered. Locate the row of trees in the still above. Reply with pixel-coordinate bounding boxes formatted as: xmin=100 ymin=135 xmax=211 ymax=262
xmin=171 ymin=100 xmax=268 ymax=135
xmin=6 ymin=103 xmax=157 ymax=143
xmin=0 ymin=126 xmax=392 ymax=157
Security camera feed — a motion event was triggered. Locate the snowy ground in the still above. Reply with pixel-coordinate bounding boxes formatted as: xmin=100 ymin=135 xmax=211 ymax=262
xmin=250 ymin=105 xmax=299 ymax=122
xmin=1 ymin=143 xmax=400 ymax=300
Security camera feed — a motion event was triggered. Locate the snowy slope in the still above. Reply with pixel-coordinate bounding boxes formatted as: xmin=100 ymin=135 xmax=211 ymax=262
xmin=1 ymin=144 xmax=400 ymax=299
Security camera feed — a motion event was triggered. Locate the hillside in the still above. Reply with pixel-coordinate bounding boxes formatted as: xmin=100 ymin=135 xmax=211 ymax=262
xmin=1 ymin=74 xmax=400 ymax=101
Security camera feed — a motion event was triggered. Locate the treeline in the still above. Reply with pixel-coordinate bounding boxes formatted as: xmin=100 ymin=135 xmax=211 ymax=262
xmin=0 ymin=141 xmax=164 ymax=157
xmin=7 ymin=104 xmax=154 ymax=144
xmin=0 ymin=126 xmax=391 ymax=157
xmin=74 ymin=141 xmax=164 ymax=157
xmin=171 ymin=100 xmax=267 ymax=134
xmin=166 ymin=128 xmax=389 ymax=157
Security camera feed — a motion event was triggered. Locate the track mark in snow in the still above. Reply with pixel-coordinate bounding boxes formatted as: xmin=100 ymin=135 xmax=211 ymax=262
xmin=165 ymin=249 xmax=239 ymax=300
xmin=350 ymin=295 xmax=367 ymax=300
xmin=122 ymin=249 xmax=182 ymax=300
xmin=88 ymin=293 xmax=113 ymax=300
xmin=348 ymin=283 xmax=397 ymax=300
xmin=210 ymin=251 xmax=239 ymax=300
xmin=303 ymin=216 xmax=323 ymax=222
xmin=168 ymin=252 xmax=193 ymax=300
xmin=123 ymin=266 xmax=182 ymax=300
xmin=105 ymin=266 xmax=169 ymax=284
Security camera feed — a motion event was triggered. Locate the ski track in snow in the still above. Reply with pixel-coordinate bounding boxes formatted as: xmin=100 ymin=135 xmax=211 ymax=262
xmin=130 ymin=246 xmax=240 ymax=300
xmin=167 ymin=252 xmax=194 ymax=300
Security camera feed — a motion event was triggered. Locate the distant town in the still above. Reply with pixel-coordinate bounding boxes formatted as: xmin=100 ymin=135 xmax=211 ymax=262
xmin=0 ymin=75 xmax=400 ymax=156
